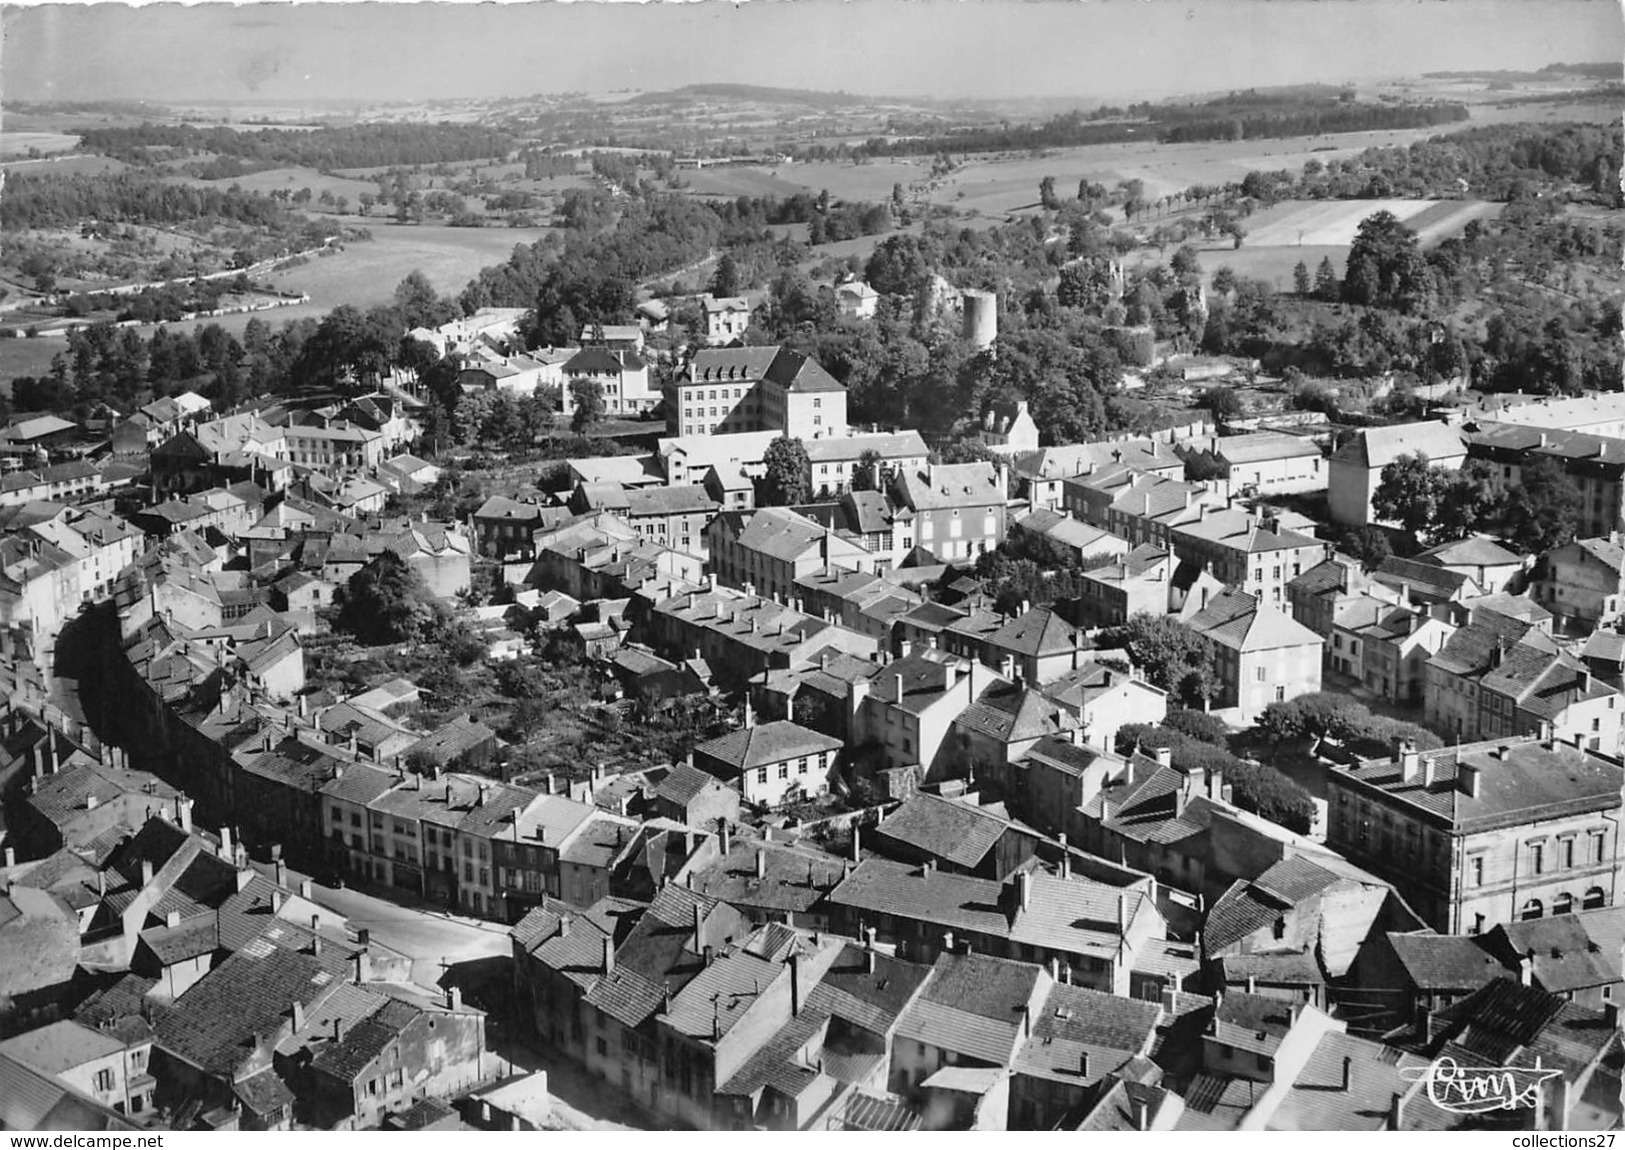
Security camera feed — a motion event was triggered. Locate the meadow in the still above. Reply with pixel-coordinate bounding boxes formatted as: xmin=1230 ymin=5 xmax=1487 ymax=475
xmin=0 ymin=132 xmax=83 ymax=158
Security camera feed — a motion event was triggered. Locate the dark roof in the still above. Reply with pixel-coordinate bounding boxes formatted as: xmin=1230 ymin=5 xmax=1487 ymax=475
xmin=874 ymin=792 xmax=1013 ymax=870
xmin=763 ymin=346 xmax=843 ymax=393
xmin=688 ymin=840 xmax=846 ymax=915
xmin=654 ymin=761 xmax=729 ymax=808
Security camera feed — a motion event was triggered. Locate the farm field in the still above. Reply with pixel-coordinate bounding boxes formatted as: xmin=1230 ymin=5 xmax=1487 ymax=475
xmin=1122 ymin=198 xmax=1500 ymax=291
xmin=0 ymin=222 xmax=554 ymax=384
xmin=163 ymin=165 xmax=382 ymax=202
xmin=0 ymin=132 xmax=82 ymax=158
xmin=0 ymin=153 xmax=131 ymax=176
xmin=912 ymin=126 xmax=1480 ymax=215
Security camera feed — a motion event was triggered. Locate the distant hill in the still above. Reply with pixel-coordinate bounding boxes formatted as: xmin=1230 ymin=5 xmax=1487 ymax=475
xmin=629 ymin=83 xmax=886 ymax=108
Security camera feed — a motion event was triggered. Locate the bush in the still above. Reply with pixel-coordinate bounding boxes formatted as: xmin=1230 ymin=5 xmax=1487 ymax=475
xmin=1163 ymin=708 xmax=1230 ymax=747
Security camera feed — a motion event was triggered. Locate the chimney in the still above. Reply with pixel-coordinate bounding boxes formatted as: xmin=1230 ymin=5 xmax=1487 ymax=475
xmin=789 ymin=952 xmax=802 ymax=1017
xmin=292 ymin=1000 xmax=305 ymax=1032
xmin=942 ymin=930 xmax=955 ymax=953
xmin=717 ymin=817 xmax=731 ymax=856
xmin=274 ymin=859 xmax=287 ymax=888
xmin=2 ymin=847 xmax=12 ymax=869
xmin=692 ymin=902 xmax=703 ymax=954
xmin=1153 ymin=744 xmax=1172 ymax=768
xmin=1246 ymin=975 xmax=1257 ymax=994
xmin=299 ymin=879 xmax=313 ymax=898
xmin=850 ymin=826 xmax=861 ymax=863
xmin=1388 ymin=1091 xmax=1406 ymax=1131
xmin=85 ymin=794 xmax=99 ymax=811
xmin=1135 ymin=1096 xmax=1150 ymax=1132
xmin=1519 ymin=949 xmax=1535 ymax=987
xmin=1342 ymin=1055 xmax=1352 ymax=1092
xmin=1021 ymin=1003 xmax=1031 ymax=1038
xmin=1058 ymin=833 xmax=1070 ymax=879
xmin=865 ymin=947 xmax=876 ymax=974
xmin=1118 ymin=892 xmax=1128 ymax=933
xmin=352 ymin=950 xmax=370 ymax=984
xmin=1018 ymin=870 xmax=1032 ymax=911
xmin=602 ymin=936 xmax=615 ymax=976
xmin=218 ymin=824 xmax=233 ymax=860
xmin=141 ymin=859 xmax=154 ymax=886
xmin=165 ymin=910 xmax=181 ymax=928
xmin=1399 ymin=740 xmax=1422 ymax=784
xmin=1458 ymin=764 xmax=1480 ymax=798
xmin=447 ymin=987 xmax=462 ymax=1011
xmin=755 ymin=850 xmax=766 ymax=881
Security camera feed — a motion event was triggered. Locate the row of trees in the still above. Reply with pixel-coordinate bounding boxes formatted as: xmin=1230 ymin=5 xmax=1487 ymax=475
xmin=1374 ymin=452 xmax=1584 ymax=554
xmin=1252 ymin=692 xmax=1442 ymax=758
xmin=2 ymin=171 xmax=294 ymax=232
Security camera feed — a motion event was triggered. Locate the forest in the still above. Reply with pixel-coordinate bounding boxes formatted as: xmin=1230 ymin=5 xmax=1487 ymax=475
xmin=2 ymin=172 xmax=295 ymax=231
xmin=72 ymin=122 xmax=518 ymax=172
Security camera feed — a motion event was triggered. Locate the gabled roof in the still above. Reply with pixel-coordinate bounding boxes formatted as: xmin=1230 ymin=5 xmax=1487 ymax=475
xmin=895 ymin=951 xmax=1043 ymax=1065
xmin=763 ymin=346 xmax=842 ymax=393
xmin=694 ymin=720 xmax=842 ymax=772
xmin=1491 ymin=908 xmax=1625 ymax=993
xmin=874 ymin=792 xmax=1016 ymax=870
xmin=953 ymin=680 xmax=1065 ymax=745
xmin=1187 ymin=589 xmax=1322 ymax=653
xmin=1333 ymin=421 xmax=1466 ymax=469
xmin=892 ymin=461 xmax=1003 ymax=511
xmin=1382 ymin=931 xmax=1505 ymax=992
xmin=1415 ymin=536 xmax=1522 ymax=569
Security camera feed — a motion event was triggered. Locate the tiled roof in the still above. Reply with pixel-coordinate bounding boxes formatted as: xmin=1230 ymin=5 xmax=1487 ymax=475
xmin=892 ymin=462 xmax=1003 ymax=512
xmin=1211 ymin=990 xmax=1293 ymax=1057
xmin=1383 ymin=931 xmax=1506 ymax=993
xmin=1013 ymin=982 xmax=1161 ymax=1084
xmin=763 ymin=347 xmax=842 ymax=393
xmin=654 ymin=761 xmax=727 ymax=808
xmin=310 ymin=999 xmax=417 ymax=1082
xmin=1492 ymin=911 xmax=1624 ymax=993
xmin=1332 ymin=421 xmax=1466 ymax=469
xmin=1272 ymin=1030 xmax=1437 ymax=1131
xmin=954 ymin=681 xmax=1065 ymax=745
xmin=1335 ymin=736 xmax=1623 ymax=834
xmin=1415 ymin=536 xmax=1522 ymax=568
xmin=662 ymin=939 xmax=784 ymax=1041
xmin=1187 ymin=589 xmax=1322 ymax=653
xmin=694 ymin=720 xmax=842 ymax=772
xmin=985 ymin=606 xmax=1084 ymax=658
xmin=689 ymin=840 xmax=846 ymax=915
xmin=874 ymin=792 xmax=1013 ymax=870
xmin=1215 ymin=949 xmax=1324 ymax=987
xmin=897 ymin=951 xmax=1042 ymax=1063
xmin=1432 ymin=978 xmax=1617 ymax=1083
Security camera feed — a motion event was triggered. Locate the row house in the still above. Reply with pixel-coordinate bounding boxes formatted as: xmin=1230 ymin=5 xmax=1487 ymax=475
xmin=1039 ymin=663 xmax=1169 ymax=754
xmin=1 ymin=504 xmax=144 ymax=604
xmin=705 ymin=506 xmax=874 ymax=601
xmin=848 ymin=649 xmax=1001 ymax=781
xmin=802 ymin=432 xmax=928 ymax=499
xmin=1071 ymin=544 xmax=1176 ymax=629
xmin=1326 ymin=736 xmax=1625 ymax=934
xmin=1424 ymin=616 xmax=1557 ymax=741
xmin=1012 ymin=438 xmax=1185 ymax=512
xmin=1328 ymin=594 xmax=1455 ymax=703
xmin=278 ymin=419 xmax=387 ymax=473
xmin=666 ymin=346 xmax=846 ymax=441
xmin=692 ymin=719 xmax=844 ymax=808
xmin=1010 ymin=508 xmax=1131 ymax=567
xmin=791 ymin=490 xmax=914 ymax=573
xmin=643 ymin=584 xmax=878 ymax=693
xmin=793 ymin=566 xmax=921 ymax=642
xmin=1287 ymin=553 xmax=1388 ymax=639
xmin=1169 ymin=507 xmax=1326 ymax=614
xmin=574 ymin=484 xmax=719 ymax=559
xmin=471 ymin=496 xmax=572 ymax=562
xmin=827 ymin=859 xmax=1166 ymax=996
xmin=888 ymin=461 xmax=1008 ymax=563
xmin=0 ymin=461 xmax=114 ymax=509
xmin=1412 ymin=536 xmax=1524 ymax=596
xmin=942 ymin=604 xmax=1093 ymax=686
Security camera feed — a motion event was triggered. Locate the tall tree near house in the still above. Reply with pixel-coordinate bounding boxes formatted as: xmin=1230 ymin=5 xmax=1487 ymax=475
xmin=1373 ymin=452 xmax=1443 ymax=540
xmin=337 ymin=551 xmax=435 ymax=646
xmin=759 ymin=436 xmax=812 ymax=507
xmin=710 ymin=253 xmax=742 ymax=299
xmin=1502 ymin=454 xmax=1582 ymax=554
xmin=1432 ymin=459 xmax=1502 ymax=543
xmin=1039 ymin=176 xmax=1059 ymax=210
xmin=1100 ymin=613 xmax=1219 ymax=710
xmin=569 ymin=378 xmax=606 ymax=434
xmin=851 ymin=448 xmax=883 ymax=493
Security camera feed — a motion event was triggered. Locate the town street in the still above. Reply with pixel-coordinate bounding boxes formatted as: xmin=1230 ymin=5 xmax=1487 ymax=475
xmin=307 ymin=880 xmax=512 ymax=988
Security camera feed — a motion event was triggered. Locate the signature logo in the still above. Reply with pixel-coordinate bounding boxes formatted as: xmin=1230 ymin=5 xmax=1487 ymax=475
xmin=1398 ymin=1056 xmax=1563 ymax=1115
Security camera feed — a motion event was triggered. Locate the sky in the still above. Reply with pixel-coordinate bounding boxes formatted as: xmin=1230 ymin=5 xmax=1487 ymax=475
xmin=3 ymin=0 xmax=1622 ymax=106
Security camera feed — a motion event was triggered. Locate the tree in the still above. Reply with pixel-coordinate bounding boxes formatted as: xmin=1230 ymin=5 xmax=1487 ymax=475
xmin=1314 ymin=256 xmax=1340 ymax=301
xmin=1170 ymin=245 xmax=1203 ymax=279
xmin=569 ymin=378 xmax=606 ymax=434
xmin=1342 ymin=526 xmax=1393 ymax=570
xmin=851 ymin=448 xmax=883 ymax=493
xmin=1293 ymin=260 xmax=1312 ymax=296
xmin=336 ymin=551 xmax=434 ymax=645
xmin=1502 ymin=455 xmax=1582 ymax=554
xmin=760 ymin=436 xmax=811 ymax=507
xmin=710 ymin=253 xmax=742 ymax=299
xmin=1373 ymin=453 xmax=1443 ymax=539
xmin=392 ymin=270 xmax=458 ymax=331
xmin=1039 ymin=176 xmax=1060 ymax=210
xmin=479 ymin=392 xmax=521 ymax=446
xmin=1100 ymin=614 xmax=1218 ymax=709
xmin=1164 ymin=708 xmax=1231 ymax=747
xmin=1433 ymin=459 xmax=1502 ymax=543
xmin=1200 ymin=385 xmax=1246 ymax=423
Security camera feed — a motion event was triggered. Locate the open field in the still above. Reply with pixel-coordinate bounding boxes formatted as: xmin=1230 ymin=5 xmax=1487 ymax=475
xmin=680 ymin=158 xmax=931 ymax=203
xmin=0 ymin=132 xmax=82 ymax=158
xmin=0 ymin=153 xmax=131 ymax=176
xmin=0 ymin=222 xmax=554 ymax=384
xmin=1122 ymin=197 xmax=1501 ymax=290
xmin=163 ymin=165 xmax=383 ymax=201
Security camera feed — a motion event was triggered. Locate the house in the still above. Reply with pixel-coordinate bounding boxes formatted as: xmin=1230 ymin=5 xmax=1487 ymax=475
xmin=1325 ymin=735 xmax=1625 ymax=934
xmin=702 ymin=295 xmax=753 ymax=345
xmin=1533 ymin=536 xmax=1625 ymax=633
xmin=691 ymin=720 xmax=843 ymax=808
xmin=666 ymin=345 xmax=846 ymax=441
xmin=802 ymin=431 xmax=929 ymax=499
xmin=651 ymin=761 xmax=742 ymax=828
xmin=636 ymin=299 xmax=670 ymax=331
xmin=1423 ymin=616 xmax=1560 ymax=743
xmin=1287 ymin=553 xmax=1386 ymax=639
xmin=849 ymin=649 xmax=999 ymax=780
xmin=951 ymin=679 xmax=1072 ymax=778
xmin=578 ymin=323 xmax=644 ymax=353
xmin=830 ymin=865 xmax=1164 ymax=995
xmin=1072 ymin=545 xmax=1177 ymax=628
xmin=1012 ymin=439 xmax=1186 ymax=513
xmin=1329 ymin=594 xmax=1455 ymax=704
xmin=617 ymin=485 xmax=719 ymax=557
xmin=1185 ymin=590 xmax=1324 ymax=722
xmin=13 ymin=757 xmax=184 ymax=856
xmin=1203 ymin=855 xmax=1425 ymax=998
xmin=685 ymin=835 xmax=848 ymax=930
xmin=1328 ymin=421 xmax=1467 ymax=527
xmin=0 ymin=886 xmax=86 ymax=1037
xmin=1348 ymin=930 xmax=1506 ymax=1039
xmin=1039 ymin=662 xmax=1169 ymax=753
xmin=1070 ymin=472 xmax=1222 ymax=550
xmin=561 ymin=347 xmax=656 ymax=417
xmin=1372 ymin=554 xmax=1483 ymax=609
xmin=1481 ymin=905 xmax=1625 ymax=1010
xmin=870 ymin=791 xmax=1040 ymax=881
xmin=835 ymin=281 xmax=879 ymax=320
xmin=1414 ymin=536 xmax=1524 ymax=596
xmin=978 ymin=400 xmax=1040 ymax=455
xmin=1007 ymin=982 xmax=1164 ymax=1131
xmin=1184 ymin=432 xmax=1326 ymax=498
xmin=1168 ymin=507 xmax=1326 ymax=615
xmin=705 ymin=506 xmax=874 ymax=602
xmin=1011 ymin=508 xmax=1131 ymax=568
xmin=1466 ymin=420 xmax=1625 ymax=540
xmin=888 ymin=461 xmax=1009 ymax=563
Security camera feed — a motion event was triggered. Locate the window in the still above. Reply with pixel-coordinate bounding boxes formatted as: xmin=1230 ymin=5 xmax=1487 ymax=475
xmin=1521 ymin=899 xmax=1544 ymax=921
xmin=756 ymin=768 xmax=768 ymax=785
xmin=94 ymin=1069 xmax=115 ymax=1092
xmin=1584 ymin=887 xmax=1607 ymax=910
xmin=797 ymin=757 xmax=808 ymax=774
xmin=1275 ymin=686 xmax=1286 ymax=702
xmin=1470 ymin=913 xmax=1485 ymax=935
xmin=1562 ymin=838 xmax=1576 ymax=869
xmin=778 ymin=764 xmax=789 ymax=780
xmin=1593 ymin=831 xmax=1608 ymax=863
xmin=1554 ymin=892 xmax=1575 ymax=916
xmin=1530 ymin=843 xmax=1545 ymax=875
xmin=1469 ymin=856 xmax=1484 ymax=887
